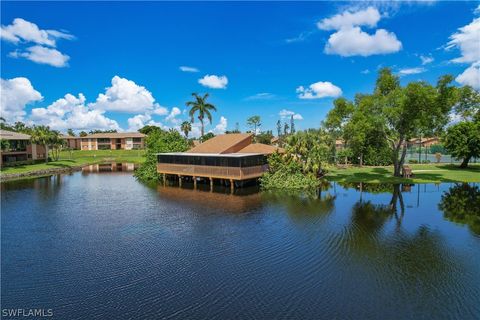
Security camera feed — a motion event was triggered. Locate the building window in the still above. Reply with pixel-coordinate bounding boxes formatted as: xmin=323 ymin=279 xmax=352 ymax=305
xmin=132 ymin=144 xmax=142 ymax=150
xmin=98 ymin=144 xmax=111 ymax=150
xmin=132 ymin=138 xmax=142 ymax=143
xmin=97 ymin=138 xmax=110 ymax=143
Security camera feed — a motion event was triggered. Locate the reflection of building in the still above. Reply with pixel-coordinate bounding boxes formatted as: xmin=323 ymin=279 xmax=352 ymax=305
xmin=82 ymin=163 xmax=137 ymax=173
xmin=0 ymin=129 xmax=46 ymax=166
xmin=63 ymin=132 xmax=146 ymax=150
xmin=157 ymin=133 xmax=284 ymax=188
xmin=156 ymin=184 xmax=262 ymax=214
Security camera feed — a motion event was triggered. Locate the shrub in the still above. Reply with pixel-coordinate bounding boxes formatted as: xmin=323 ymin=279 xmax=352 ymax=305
xmin=134 ymin=129 xmax=189 ymax=182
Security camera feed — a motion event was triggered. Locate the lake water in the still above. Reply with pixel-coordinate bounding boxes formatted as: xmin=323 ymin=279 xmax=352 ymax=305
xmin=1 ymin=166 xmax=479 ymax=319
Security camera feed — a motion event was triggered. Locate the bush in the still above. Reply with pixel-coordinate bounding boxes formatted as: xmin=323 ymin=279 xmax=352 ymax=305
xmin=134 ymin=130 xmax=189 ymax=182
xmin=260 ymin=152 xmax=321 ymax=190
xmin=408 ymin=159 xmax=419 ymax=164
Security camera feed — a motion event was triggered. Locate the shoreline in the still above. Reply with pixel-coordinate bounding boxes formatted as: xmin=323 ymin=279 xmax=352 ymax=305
xmin=1 ymin=164 xmax=86 ymax=182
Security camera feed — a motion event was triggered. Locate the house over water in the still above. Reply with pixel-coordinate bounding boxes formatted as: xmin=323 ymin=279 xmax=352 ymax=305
xmin=157 ymin=133 xmax=283 ymax=190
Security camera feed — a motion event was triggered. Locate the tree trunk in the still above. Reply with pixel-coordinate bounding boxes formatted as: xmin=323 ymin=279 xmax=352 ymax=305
xmin=359 ymin=153 xmax=363 ymax=167
xmin=460 ymin=156 xmax=471 ymax=168
xmin=393 ymin=138 xmax=406 ymax=177
xmin=200 ymin=119 xmax=204 ymax=137
xmin=45 ymin=144 xmax=49 ymax=163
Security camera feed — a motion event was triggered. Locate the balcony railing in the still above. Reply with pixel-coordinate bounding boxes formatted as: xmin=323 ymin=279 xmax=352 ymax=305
xmin=157 ymin=163 xmax=268 ymax=180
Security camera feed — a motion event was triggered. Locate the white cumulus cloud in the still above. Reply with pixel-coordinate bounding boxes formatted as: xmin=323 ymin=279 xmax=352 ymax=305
xmin=9 ymin=45 xmax=70 ymax=67
xmin=279 ymin=109 xmax=303 ymax=120
xmin=456 ymin=62 xmax=480 ymax=90
xmin=296 ymin=81 xmax=342 ymax=99
xmin=1 ymin=18 xmax=73 ymax=46
xmin=165 ymin=107 xmax=181 ymax=123
xmin=319 ymin=7 xmax=402 ymax=57
xmin=92 ymin=76 xmax=159 ymax=113
xmin=0 ymin=77 xmax=43 ymax=122
xmin=198 ymin=74 xmax=228 ymax=89
xmin=1 ymin=18 xmax=73 ymax=68
xmin=317 ymin=6 xmax=381 ymax=30
xmin=446 ymin=14 xmax=480 ymax=89
xmin=212 ymin=116 xmax=228 ymax=134
xmin=29 ymin=93 xmax=120 ymax=131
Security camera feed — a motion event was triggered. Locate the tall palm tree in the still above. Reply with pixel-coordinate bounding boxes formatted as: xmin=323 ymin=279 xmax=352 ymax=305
xmin=186 ymin=93 xmax=217 ymax=137
xmin=31 ymin=125 xmax=54 ymax=163
xmin=180 ymin=121 xmax=192 ymax=138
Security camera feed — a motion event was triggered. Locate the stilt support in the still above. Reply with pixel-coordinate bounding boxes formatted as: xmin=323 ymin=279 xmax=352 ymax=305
xmin=230 ymin=179 xmax=234 ymax=194
xmin=178 ymin=175 xmax=182 ymax=187
xmin=193 ymin=176 xmax=197 ymax=189
xmin=210 ymin=177 xmax=213 ymax=192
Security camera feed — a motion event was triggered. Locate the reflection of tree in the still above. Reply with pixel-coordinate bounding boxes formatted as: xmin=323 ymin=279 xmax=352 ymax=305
xmin=439 ymin=183 xmax=480 ymax=235
xmin=262 ymin=188 xmax=336 ymax=219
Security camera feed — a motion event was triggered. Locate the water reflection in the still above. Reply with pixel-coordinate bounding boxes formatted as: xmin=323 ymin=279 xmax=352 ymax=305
xmin=439 ymin=183 xmax=480 ymax=235
xmin=82 ymin=162 xmax=137 ymax=173
xmin=1 ymin=169 xmax=480 ymax=319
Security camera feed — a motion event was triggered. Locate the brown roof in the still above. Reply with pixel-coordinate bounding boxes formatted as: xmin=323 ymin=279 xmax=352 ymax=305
xmin=0 ymin=129 xmax=31 ymax=140
xmin=237 ymin=143 xmax=285 ymax=155
xmin=61 ymin=135 xmax=80 ymax=139
xmin=84 ymin=132 xmax=146 ymax=139
xmin=188 ymin=133 xmax=253 ymax=154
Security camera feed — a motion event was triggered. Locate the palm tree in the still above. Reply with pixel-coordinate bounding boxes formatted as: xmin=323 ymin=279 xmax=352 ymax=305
xmin=247 ymin=115 xmax=261 ymax=135
xmin=186 ymin=93 xmax=217 ymax=137
xmin=180 ymin=121 xmax=192 ymax=138
xmin=31 ymin=125 xmax=54 ymax=163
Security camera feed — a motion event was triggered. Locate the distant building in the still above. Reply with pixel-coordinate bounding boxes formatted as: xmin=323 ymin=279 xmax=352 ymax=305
xmin=157 ymin=133 xmax=284 ymax=189
xmin=408 ymin=137 xmax=440 ymax=148
xmin=0 ymin=129 xmax=46 ymax=166
xmin=63 ymin=132 xmax=146 ymax=150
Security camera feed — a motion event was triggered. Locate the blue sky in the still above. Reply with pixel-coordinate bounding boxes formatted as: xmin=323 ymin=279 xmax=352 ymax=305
xmin=1 ymin=1 xmax=479 ymax=136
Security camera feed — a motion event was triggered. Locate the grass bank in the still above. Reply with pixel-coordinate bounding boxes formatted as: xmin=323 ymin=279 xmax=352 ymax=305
xmin=326 ymin=163 xmax=480 ymax=183
xmin=1 ymin=149 xmax=146 ymax=180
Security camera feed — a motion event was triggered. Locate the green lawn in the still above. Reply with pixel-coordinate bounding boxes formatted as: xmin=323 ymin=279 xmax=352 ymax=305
xmin=326 ymin=163 xmax=480 ymax=183
xmin=1 ymin=149 xmax=146 ymax=176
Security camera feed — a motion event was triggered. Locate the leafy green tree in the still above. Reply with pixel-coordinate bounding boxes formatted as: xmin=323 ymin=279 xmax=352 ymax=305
xmin=276 ymin=120 xmax=282 ymax=137
xmin=49 ymin=131 xmax=64 ymax=161
xmin=30 ymin=126 xmax=55 ymax=163
xmin=1 ymin=139 xmax=10 ymax=151
xmin=199 ymin=132 xmax=215 ymax=143
xmin=134 ymin=129 xmax=189 ymax=182
xmin=79 ymin=131 xmax=88 ymax=137
xmin=375 ymin=69 xmax=457 ymax=176
xmin=256 ymin=130 xmax=274 ymax=145
xmin=89 ymin=129 xmax=117 ymax=134
xmin=138 ymin=125 xmax=162 ymax=135
xmin=443 ymin=121 xmax=480 ymax=168
xmin=290 ymin=115 xmax=295 ymax=134
xmin=180 ymin=121 xmax=192 ymax=138
xmin=67 ymin=128 xmax=76 ymax=136
xmin=283 ymin=122 xmax=289 ymax=136
xmin=247 ymin=115 xmax=261 ymax=135
xmin=454 ymin=86 xmax=480 ymax=121
xmin=186 ymin=93 xmax=217 ymax=137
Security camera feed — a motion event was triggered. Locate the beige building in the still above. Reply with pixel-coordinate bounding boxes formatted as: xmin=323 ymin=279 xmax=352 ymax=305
xmin=0 ymin=129 xmax=46 ymax=166
xmin=63 ymin=132 xmax=146 ymax=150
